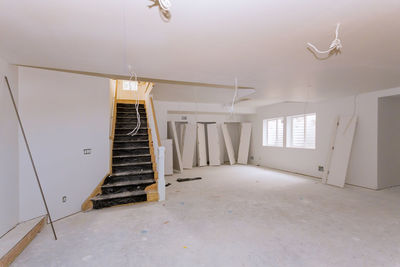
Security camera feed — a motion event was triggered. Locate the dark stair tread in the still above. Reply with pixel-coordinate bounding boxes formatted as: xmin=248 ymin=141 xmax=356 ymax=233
xmin=113 ymin=154 xmax=151 ymax=158
xmin=112 ymin=170 xmax=154 ymax=177
xmin=114 ymin=140 xmax=149 ymax=143
xmin=117 ymin=116 xmax=147 ymax=119
xmin=102 ymin=179 xmax=155 ymax=188
xmin=113 ymin=162 xmax=152 ymax=167
xmin=91 ymin=190 xmax=146 ymax=201
xmin=113 ymin=146 xmax=149 ymax=151
xmin=114 ymin=133 xmax=148 ymax=136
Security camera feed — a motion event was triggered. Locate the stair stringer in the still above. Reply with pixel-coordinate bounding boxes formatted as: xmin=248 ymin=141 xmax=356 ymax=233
xmin=144 ymin=100 xmax=159 ymax=202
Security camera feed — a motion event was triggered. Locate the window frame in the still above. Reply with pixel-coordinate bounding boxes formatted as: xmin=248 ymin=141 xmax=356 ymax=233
xmin=122 ymin=80 xmax=138 ymax=91
xmin=263 ymin=117 xmax=285 ymax=147
xmin=286 ymin=113 xmax=316 ymax=150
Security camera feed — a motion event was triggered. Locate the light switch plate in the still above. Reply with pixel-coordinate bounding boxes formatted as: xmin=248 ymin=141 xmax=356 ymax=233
xmin=83 ymin=148 xmax=92 ymax=155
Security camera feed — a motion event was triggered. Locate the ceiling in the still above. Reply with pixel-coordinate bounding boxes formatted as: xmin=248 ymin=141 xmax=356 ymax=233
xmin=1 ymin=0 xmax=399 ymax=108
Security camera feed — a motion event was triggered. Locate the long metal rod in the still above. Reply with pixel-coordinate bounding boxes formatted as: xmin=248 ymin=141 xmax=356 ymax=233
xmin=4 ymin=76 xmax=57 ymax=240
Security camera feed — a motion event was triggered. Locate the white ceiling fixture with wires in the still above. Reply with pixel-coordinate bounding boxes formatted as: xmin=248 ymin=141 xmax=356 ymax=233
xmin=307 ymin=23 xmax=343 ymax=55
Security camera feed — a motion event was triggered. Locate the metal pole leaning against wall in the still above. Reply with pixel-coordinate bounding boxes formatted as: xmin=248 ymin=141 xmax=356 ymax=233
xmin=4 ymin=76 xmax=58 ymax=240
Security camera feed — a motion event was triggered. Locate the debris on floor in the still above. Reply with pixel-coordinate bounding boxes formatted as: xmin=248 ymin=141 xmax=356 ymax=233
xmin=165 ymin=183 xmax=171 ymax=187
xmin=176 ymin=177 xmax=202 ymax=182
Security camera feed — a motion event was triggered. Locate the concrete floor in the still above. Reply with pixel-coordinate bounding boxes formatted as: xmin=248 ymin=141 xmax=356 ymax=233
xmin=13 ymin=165 xmax=400 ymax=267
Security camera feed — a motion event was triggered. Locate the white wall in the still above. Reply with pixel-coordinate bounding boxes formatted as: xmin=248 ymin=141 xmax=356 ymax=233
xmin=0 ymin=57 xmax=19 ymax=236
xmin=250 ymin=87 xmax=400 ymax=189
xmin=18 ymin=67 xmax=110 ymax=221
xmin=378 ymin=95 xmax=400 ymax=189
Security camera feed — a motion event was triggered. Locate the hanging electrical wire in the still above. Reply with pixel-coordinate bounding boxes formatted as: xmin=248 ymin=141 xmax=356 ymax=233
xmin=307 ymin=23 xmax=342 ymax=54
xmin=126 ymin=67 xmax=142 ymax=136
xmin=122 ymin=0 xmax=141 ymax=137
xmin=230 ymin=77 xmax=238 ymax=116
xmin=158 ymin=0 xmax=171 ymax=11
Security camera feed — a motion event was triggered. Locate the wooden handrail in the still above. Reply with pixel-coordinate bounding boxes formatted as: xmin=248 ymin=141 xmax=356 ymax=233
xmin=150 ymin=96 xmax=161 ymax=147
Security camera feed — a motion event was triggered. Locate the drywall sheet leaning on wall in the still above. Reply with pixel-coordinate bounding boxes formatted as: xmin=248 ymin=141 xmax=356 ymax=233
xmin=167 ymin=121 xmax=183 ymax=173
xmin=161 ymin=139 xmax=173 ymax=175
xmin=326 ymin=116 xmax=358 ymax=188
xmin=207 ymin=123 xmax=221 ymax=166
xmin=181 ymin=124 xmax=196 ymax=169
xmin=237 ymin=123 xmax=252 ymax=164
xmin=197 ymin=123 xmax=208 ymax=167
xmin=322 ymin=117 xmax=340 ymax=184
xmin=222 ymin=123 xmax=236 ymax=165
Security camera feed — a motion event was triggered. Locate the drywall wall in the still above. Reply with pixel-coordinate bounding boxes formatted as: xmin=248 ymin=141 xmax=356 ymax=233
xmin=250 ymin=87 xmax=400 ymax=189
xmin=18 ymin=67 xmax=110 ymax=221
xmin=378 ymin=95 xmax=400 ymax=189
xmin=152 ymin=100 xmax=250 ymax=164
xmin=0 ymin=57 xmax=19 ymax=237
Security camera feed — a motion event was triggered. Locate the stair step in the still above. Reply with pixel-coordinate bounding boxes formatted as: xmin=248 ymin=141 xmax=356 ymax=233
xmin=117 ymin=109 xmax=146 ymax=113
xmin=114 ymin=140 xmax=149 ymax=143
xmin=115 ymin=127 xmax=148 ymax=130
xmin=113 ymin=162 xmax=152 ymax=167
xmin=117 ymin=111 xmax=147 ymax=114
xmin=113 ymin=154 xmax=151 ymax=158
xmin=112 ymin=169 xmax=154 ymax=177
xmin=102 ymin=179 xmax=155 ymax=189
xmin=115 ymin=132 xmax=148 ymax=136
xmin=116 ymin=122 xmax=147 ymax=126
xmin=117 ymin=116 xmax=147 ymax=119
xmin=91 ymin=190 xmax=146 ymax=201
xmin=113 ymin=146 xmax=149 ymax=151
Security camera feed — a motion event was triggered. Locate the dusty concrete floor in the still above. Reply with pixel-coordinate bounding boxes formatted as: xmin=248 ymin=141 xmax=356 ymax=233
xmin=13 ymin=165 xmax=400 ymax=267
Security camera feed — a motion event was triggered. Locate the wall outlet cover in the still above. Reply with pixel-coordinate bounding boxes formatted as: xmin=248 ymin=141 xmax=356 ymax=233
xmin=83 ymin=148 xmax=92 ymax=155
xmin=318 ymin=166 xmax=324 ymax=172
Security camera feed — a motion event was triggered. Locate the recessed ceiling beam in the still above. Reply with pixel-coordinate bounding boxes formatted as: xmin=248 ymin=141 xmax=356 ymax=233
xmin=16 ymin=64 xmax=254 ymax=90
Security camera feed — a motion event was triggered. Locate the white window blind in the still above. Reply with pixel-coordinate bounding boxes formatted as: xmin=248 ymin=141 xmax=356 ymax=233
xmin=263 ymin=118 xmax=284 ymax=147
xmin=287 ymin=113 xmax=316 ymax=149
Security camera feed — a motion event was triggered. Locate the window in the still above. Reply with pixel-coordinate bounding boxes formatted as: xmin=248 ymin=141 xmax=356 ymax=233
xmin=122 ymin=80 xmax=138 ymax=91
xmin=286 ymin=113 xmax=316 ymax=149
xmin=263 ymin=118 xmax=284 ymax=147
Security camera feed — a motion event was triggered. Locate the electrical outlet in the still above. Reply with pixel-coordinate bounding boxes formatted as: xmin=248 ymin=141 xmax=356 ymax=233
xmin=83 ymin=148 xmax=92 ymax=155
xmin=318 ymin=166 xmax=324 ymax=172
xmin=62 ymin=196 xmax=67 ymax=203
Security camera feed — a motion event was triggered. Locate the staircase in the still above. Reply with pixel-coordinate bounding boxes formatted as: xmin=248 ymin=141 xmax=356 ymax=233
xmin=91 ymin=102 xmax=157 ymax=209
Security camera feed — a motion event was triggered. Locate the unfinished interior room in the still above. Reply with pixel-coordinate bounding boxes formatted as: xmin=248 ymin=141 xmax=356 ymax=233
xmin=1 ymin=0 xmax=400 ymax=266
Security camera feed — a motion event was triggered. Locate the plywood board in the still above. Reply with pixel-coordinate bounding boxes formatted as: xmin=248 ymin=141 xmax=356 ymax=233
xmin=326 ymin=116 xmax=358 ymax=188
xmin=181 ymin=124 xmax=197 ymax=169
xmin=207 ymin=124 xmax=221 ymax=166
xmin=167 ymin=121 xmax=183 ymax=173
xmin=0 ymin=216 xmax=46 ymax=267
xmin=161 ymin=139 xmax=173 ymax=175
xmin=222 ymin=124 xmax=236 ymax=165
xmin=197 ymin=123 xmax=208 ymax=167
xmin=237 ymin=123 xmax=252 ymax=165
